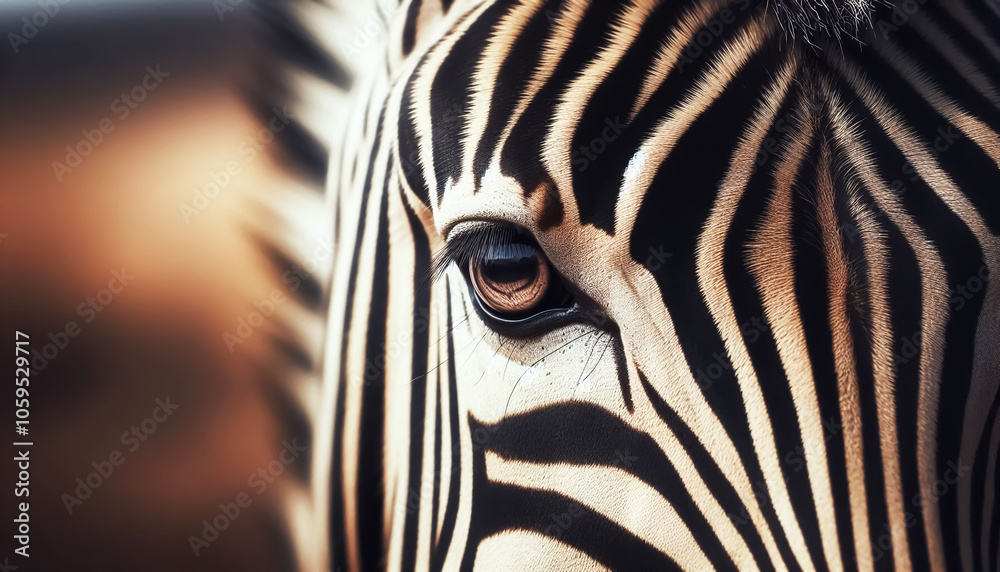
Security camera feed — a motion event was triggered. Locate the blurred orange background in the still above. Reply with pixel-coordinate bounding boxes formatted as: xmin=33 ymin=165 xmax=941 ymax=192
xmin=0 ymin=2 xmax=337 ymax=569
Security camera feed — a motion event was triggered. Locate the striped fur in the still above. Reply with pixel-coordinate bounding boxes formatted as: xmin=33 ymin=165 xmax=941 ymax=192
xmin=311 ymin=0 xmax=1000 ymax=569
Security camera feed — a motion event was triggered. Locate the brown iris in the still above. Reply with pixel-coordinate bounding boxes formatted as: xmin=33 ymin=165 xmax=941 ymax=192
xmin=469 ymin=242 xmax=551 ymax=315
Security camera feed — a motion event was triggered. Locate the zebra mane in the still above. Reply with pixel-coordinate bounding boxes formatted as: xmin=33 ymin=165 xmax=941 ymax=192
xmin=769 ymin=0 xmax=878 ymax=43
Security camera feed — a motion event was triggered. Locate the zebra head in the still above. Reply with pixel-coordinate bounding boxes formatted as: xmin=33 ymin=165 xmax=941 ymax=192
xmin=324 ymin=0 xmax=1000 ymax=570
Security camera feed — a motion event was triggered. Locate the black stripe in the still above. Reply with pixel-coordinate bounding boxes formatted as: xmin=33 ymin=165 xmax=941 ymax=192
xmin=634 ymin=45 xmax=802 ymax=569
xmin=828 ymin=148 xmax=884 ymax=572
xmin=612 ymin=336 xmax=635 ymax=414
xmin=463 ymin=411 xmax=682 ymax=570
xmin=261 ymin=376 xmax=313 ymax=483
xmin=254 ymin=1 xmax=352 ymax=87
xmin=431 ymin=363 xmax=443 ymax=547
xmin=402 ymin=0 xmax=423 ymax=56
xmin=356 ymin=166 xmax=391 ymax=571
xmin=475 ymin=482 xmax=682 ymax=570
xmin=957 ymin=0 xmax=1000 ymax=46
xmin=572 ymin=0 xmax=763 ymax=234
xmin=883 ymin=207 xmax=929 ymax=570
xmin=991 ymin=453 xmax=1000 ymax=572
xmin=431 ymin=282 xmax=462 ymax=569
xmin=491 ymin=398 xmax=737 ymax=570
xmin=399 ymin=63 xmax=432 ymax=208
xmin=720 ymin=87 xmax=808 ymax=571
xmin=471 ymin=0 xmax=559 ymax=191
xmin=637 ymin=370 xmax=774 ymax=572
xmin=428 ymin=2 xmax=508 ymax=201
xmin=265 ymin=507 xmax=299 ymax=572
xmin=254 ymin=237 xmax=325 ymax=312
xmin=399 ymin=181 xmax=434 ymax=572
xmin=330 ymin=107 xmax=385 ymax=572
xmin=499 ymin=0 xmax=622 ymax=197
xmin=830 ymin=71 xmax=987 ymax=568
xmin=768 ymin=131 xmax=829 ymax=572
xmin=839 ymin=35 xmax=1000 ymax=236
xmin=914 ymin=1 xmax=1000 ymax=102
xmin=971 ymin=394 xmax=1000 ymax=572
xmin=245 ymin=87 xmax=328 ymax=185
xmin=888 ymin=21 xmax=1000 ymax=128
xmin=791 ymin=131 xmax=858 ymax=571
xmin=841 ymin=190 xmax=895 ymax=571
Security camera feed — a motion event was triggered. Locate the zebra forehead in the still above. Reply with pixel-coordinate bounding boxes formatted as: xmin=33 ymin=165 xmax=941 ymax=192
xmin=397 ymin=0 xmax=797 ymax=235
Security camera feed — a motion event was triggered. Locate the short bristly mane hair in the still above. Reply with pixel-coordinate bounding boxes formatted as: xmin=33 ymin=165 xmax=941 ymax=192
xmin=770 ymin=0 xmax=878 ymax=43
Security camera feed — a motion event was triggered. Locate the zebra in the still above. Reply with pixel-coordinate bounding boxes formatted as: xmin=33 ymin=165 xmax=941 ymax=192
xmin=269 ymin=0 xmax=1000 ymax=569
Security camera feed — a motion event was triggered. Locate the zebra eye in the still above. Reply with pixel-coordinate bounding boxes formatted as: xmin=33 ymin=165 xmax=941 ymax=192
xmin=437 ymin=223 xmax=579 ymax=334
xmin=469 ymin=242 xmax=551 ymax=316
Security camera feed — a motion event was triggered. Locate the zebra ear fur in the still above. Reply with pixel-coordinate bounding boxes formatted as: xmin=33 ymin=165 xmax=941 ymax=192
xmin=769 ymin=0 xmax=877 ymax=42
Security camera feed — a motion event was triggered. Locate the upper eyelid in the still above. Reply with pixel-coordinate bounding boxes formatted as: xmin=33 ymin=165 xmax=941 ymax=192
xmin=430 ymin=222 xmax=539 ymax=283
xmin=428 ymin=227 xmax=489 ymax=284
xmin=438 ymin=223 xmax=524 ymax=264
xmin=429 ymin=234 xmax=472 ymax=284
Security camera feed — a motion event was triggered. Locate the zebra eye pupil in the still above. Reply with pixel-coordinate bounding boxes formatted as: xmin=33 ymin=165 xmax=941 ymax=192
xmin=470 ymin=243 xmax=551 ymax=315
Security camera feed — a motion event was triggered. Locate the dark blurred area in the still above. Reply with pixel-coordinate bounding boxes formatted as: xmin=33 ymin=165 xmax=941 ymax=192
xmin=0 ymin=1 xmax=335 ymax=570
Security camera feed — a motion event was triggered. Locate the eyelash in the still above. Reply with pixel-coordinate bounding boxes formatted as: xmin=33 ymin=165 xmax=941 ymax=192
xmin=431 ymin=224 xmax=523 ymax=284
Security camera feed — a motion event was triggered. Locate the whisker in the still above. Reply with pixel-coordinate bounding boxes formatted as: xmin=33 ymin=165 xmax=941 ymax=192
xmin=471 ymin=338 xmax=509 ymax=387
xmin=503 ymin=329 xmax=601 ymax=416
xmin=574 ymin=331 xmax=608 ymax=392
xmin=577 ymin=333 xmax=614 ymax=393
xmin=410 ymin=316 xmax=486 ymax=383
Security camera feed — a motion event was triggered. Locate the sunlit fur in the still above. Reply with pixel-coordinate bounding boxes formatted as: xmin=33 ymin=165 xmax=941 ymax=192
xmin=306 ymin=0 xmax=1000 ymax=570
